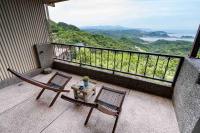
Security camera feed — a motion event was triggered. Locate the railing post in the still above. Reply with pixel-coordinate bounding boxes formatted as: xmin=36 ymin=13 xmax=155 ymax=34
xmin=127 ymin=52 xmax=131 ymax=73
xmin=172 ymin=57 xmax=184 ymax=87
xmin=144 ymin=54 xmax=149 ymax=76
xmin=95 ymin=49 xmax=97 ymax=67
xmin=79 ymin=47 xmax=82 ymax=67
xmin=120 ymin=52 xmax=124 ymax=71
xmin=113 ymin=51 xmax=116 ymax=74
xmin=189 ymin=25 xmax=200 ymax=58
xmin=136 ymin=54 xmax=140 ymax=74
xmin=107 ymin=50 xmax=109 ymax=69
xmin=101 ymin=49 xmax=103 ymax=68
xmin=84 ymin=47 xmax=86 ymax=64
xmin=90 ymin=48 xmax=92 ymax=66
xmin=162 ymin=57 xmax=170 ymax=79
xmin=153 ymin=56 xmax=159 ymax=78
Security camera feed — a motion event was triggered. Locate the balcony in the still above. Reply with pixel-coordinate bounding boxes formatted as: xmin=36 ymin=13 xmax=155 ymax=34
xmin=0 ymin=43 xmax=184 ymax=132
xmin=0 ymin=0 xmax=200 ymax=132
xmin=1 ymin=41 xmax=200 ymax=133
xmin=0 ymin=70 xmax=179 ymax=133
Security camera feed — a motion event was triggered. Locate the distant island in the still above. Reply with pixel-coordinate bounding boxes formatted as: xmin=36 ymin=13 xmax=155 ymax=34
xmin=143 ymin=31 xmax=169 ymax=37
xmin=82 ymin=26 xmax=169 ymax=38
xmin=181 ymin=36 xmax=194 ymax=39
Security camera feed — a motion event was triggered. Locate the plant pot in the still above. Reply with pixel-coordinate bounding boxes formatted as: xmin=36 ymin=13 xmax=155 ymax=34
xmin=83 ymin=81 xmax=89 ymax=87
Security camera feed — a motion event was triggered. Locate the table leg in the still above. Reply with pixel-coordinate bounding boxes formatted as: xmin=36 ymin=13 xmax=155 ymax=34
xmin=83 ymin=93 xmax=87 ymax=102
xmin=73 ymin=90 xmax=78 ymax=99
xmin=93 ymin=88 xmax=96 ymax=95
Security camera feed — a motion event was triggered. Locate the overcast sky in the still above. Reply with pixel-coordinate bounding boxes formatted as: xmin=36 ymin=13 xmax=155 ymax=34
xmin=48 ymin=0 xmax=200 ymax=31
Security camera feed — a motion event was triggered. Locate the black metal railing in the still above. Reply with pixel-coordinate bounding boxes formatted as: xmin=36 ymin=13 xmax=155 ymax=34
xmin=52 ymin=43 xmax=184 ymax=87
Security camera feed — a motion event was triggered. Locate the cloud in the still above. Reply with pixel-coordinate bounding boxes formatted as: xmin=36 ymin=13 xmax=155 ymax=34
xmin=48 ymin=0 xmax=200 ymax=30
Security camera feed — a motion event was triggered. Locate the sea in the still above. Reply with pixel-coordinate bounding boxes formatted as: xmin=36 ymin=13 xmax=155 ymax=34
xmin=140 ymin=29 xmax=196 ymax=42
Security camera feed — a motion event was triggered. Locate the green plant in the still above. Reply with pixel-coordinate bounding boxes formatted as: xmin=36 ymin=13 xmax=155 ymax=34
xmin=83 ymin=76 xmax=89 ymax=82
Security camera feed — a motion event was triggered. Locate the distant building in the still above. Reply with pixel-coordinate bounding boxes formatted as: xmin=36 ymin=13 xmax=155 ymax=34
xmin=75 ymin=43 xmax=85 ymax=47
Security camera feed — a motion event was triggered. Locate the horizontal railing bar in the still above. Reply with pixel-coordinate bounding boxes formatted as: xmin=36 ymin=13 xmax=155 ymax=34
xmin=51 ymin=43 xmax=184 ymax=59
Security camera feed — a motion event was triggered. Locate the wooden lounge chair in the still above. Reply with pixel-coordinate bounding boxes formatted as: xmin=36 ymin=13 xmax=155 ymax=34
xmin=61 ymin=86 xmax=126 ymax=133
xmin=7 ymin=68 xmax=72 ymax=107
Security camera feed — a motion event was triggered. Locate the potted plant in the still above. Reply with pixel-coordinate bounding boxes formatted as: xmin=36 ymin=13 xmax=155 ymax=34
xmin=83 ymin=76 xmax=89 ymax=87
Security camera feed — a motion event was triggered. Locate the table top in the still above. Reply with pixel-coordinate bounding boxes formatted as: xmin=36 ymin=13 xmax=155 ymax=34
xmin=71 ymin=80 xmax=96 ymax=93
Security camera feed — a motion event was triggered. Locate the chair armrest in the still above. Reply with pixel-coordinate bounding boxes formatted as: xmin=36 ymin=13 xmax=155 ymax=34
xmin=61 ymin=95 xmax=97 ymax=108
xmin=57 ymin=72 xmax=72 ymax=80
xmin=97 ymin=105 xmax=119 ymax=116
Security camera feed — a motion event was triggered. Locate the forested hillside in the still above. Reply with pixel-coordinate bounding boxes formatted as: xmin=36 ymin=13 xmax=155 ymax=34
xmin=50 ymin=21 xmax=193 ymax=56
xmin=50 ymin=21 xmax=139 ymax=51
xmin=84 ymin=28 xmax=169 ymax=38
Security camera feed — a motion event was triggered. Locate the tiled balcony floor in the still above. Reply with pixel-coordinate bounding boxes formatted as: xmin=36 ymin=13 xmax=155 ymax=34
xmin=0 ymin=70 xmax=179 ymax=133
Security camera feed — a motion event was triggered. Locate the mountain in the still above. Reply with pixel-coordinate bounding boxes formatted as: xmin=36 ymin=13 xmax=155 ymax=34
xmin=49 ymin=20 xmax=140 ymax=51
xmin=57 ymin=22 xmax=80 ymax=31
xmin=84 ymin=28 xmax=170 ymax=38
xmin=81 ymin=25 xmax=130 ymax=31
xmin=146 ymin=31 xmax=169 ymax=37
xmin=50 ymin=21 xmax=192 ymax=56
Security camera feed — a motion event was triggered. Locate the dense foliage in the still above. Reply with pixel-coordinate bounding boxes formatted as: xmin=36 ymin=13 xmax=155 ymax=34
xmin=50 ymin=21 xmax=137 ymax=50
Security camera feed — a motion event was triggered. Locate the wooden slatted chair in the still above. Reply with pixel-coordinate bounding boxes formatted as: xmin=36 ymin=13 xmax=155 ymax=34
xmin=61 ymin=86 xmax=126 ymax=133
xmin=8 ymin=68 xmax=72 ymax=107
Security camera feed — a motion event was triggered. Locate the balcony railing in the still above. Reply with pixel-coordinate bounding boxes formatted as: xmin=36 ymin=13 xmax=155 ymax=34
xmin=52 ymin=43 xmax=184 ymax=87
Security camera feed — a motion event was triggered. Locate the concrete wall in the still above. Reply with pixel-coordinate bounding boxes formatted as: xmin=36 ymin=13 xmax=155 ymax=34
xmin=35 ymin=44 xmax=54 ymax=68
xmin=53 ymin=60 xmax=173 ymax=98
xmin=173 ymin=58 xmax=200 ymax=133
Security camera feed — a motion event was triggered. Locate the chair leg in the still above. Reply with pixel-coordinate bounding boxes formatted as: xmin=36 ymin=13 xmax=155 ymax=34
xmin=84 ymin=108 xmax=94 ymax=125
xmin=112 ymin=115 xmax=119 ymax=133
xmin=49 ymin=92 xmax=60 ymax=107
xmin=36 ymin=88 xmax=45 ymax=100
